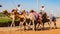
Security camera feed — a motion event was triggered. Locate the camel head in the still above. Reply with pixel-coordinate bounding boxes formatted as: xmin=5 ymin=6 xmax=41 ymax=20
xmin=3 ymin=10 xmax=8 ymax=14
xmin=11 ymin=9 xmax=19 ymax=15
xmin=2 ymin=10 xmax=8 ymax=15
xmin=30 ymin=10 xmax=34 ymax=13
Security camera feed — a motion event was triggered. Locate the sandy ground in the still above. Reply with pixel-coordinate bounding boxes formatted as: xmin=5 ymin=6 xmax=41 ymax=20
xmin=0 ymin=18 xmax=60 ymax=34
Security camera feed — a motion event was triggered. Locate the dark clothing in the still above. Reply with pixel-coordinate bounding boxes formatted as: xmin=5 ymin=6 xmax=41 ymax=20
xmin=52 ymin=16 xmax=56 ymax=21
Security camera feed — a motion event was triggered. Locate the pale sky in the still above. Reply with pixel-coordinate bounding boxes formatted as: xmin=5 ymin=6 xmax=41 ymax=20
xmin=0 ymin=0 xmax=60 ymax=17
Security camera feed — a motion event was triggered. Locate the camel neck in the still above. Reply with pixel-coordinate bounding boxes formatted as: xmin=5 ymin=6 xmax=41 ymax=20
xmin=5 ymin=13 xmax=11 ymax=17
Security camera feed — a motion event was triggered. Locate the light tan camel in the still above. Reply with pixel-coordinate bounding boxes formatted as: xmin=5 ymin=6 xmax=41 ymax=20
xmin=3 ymin=9 xmax=18 ymax=27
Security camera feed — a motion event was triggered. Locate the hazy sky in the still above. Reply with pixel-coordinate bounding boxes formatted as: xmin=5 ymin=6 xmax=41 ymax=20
xmin=0 ymin=0 xmax=60 ymax=17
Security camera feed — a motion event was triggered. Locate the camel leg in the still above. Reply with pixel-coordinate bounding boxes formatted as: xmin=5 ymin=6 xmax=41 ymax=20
xmin=48 ymin=22 xmax=50 ymax=27
xmin=42 ymin=23 xmax=44 ymax=28
xmin=29 ymin=21 xmax=31 ymax=26
xmin=11 ymin=20 xmax=13 ymax=27
xmin=25 ymin=22 xmax=28 ymax=29
xmin=19 ymin=22 xmax=24 ymax=29
xmin=54 ymin=21 xmax=57 ymax=28
xmin=11 ymin=22 xmax=15 ymax=27
xmin=36 ymin=23 xmax=39 ymax=29
xmin=39 ymin=20 xmax=43 ymax=29
xmin=36 ymin=21 xmax=43 ymax=29
xmin=17 ymin=21 xmax=24 ymax=31
xmin=11 ymin=19 xmax=15 ymax=27
xmin=26 ymin=21 xmax=31 ymax=29
xmin=36 ymin=23 xmax=41 ymax=29
xmin=48 ymin=22 xmax=52 ymax=29
xmin=32 ymin=20 xmax=35 ymax=31
xmin=13 ymin=22 xmax=15 ymax=27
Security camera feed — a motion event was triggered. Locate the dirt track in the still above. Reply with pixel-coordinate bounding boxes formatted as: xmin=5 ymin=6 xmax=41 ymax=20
xmin=0 ymin=18 xmax=60 ymax=34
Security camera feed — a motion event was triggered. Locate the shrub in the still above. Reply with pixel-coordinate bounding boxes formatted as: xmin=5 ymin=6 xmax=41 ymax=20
xmin=0 ymin=17 xmax=20 ymax=27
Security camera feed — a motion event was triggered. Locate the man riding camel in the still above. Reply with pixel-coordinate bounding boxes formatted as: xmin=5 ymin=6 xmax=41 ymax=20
xmin=16 ymin=4 xmax=21 ymax=14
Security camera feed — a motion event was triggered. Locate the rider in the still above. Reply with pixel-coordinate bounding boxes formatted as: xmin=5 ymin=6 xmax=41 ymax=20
xmin=50 ymin=14 xmax=56 ymax=21
xmin=16 ymin=4 xmax=21 ymax=14
xmin=49 ymin=14 xmax=57 ymax=28
xmin=40 ymin=6 xmax=48 ymax=20
xmin=40 ymin=6 xmax=46 ymax=16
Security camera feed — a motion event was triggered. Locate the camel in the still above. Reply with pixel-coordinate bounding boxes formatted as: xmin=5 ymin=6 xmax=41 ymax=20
xmin=28 ymin=10 xmax=35 ymax=30
xmin=3 ymin=9 xmax=27 ymax=29
xmin=49 ymin=16 xmax=57 ymax=29
xmin=17 ymin=10 xmax=27 ymax=30
xmin=26 ymin=10 xmax=43 ymax=30
xmin=2 ymin=9 xmax=57 ymax=30
xmin=2 ymin=9 xmax=18 ymax=27
xmin=40 ymin=12 xmax=57 ymax=29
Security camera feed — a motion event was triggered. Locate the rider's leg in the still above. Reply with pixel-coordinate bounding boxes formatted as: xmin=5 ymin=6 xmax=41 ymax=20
xmin=43 ymin=23 xmax=44 ymax=28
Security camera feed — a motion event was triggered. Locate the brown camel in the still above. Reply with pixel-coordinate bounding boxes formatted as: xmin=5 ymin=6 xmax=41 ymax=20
xmin=3 ymin=9 xmax=27 ymax=29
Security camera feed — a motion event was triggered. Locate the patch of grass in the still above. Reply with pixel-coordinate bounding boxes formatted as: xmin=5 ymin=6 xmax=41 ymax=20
xmin=0 ymin=17 xmax=11 ymax=23
xmin=0 ymin=16 xmax=20 ymax=23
